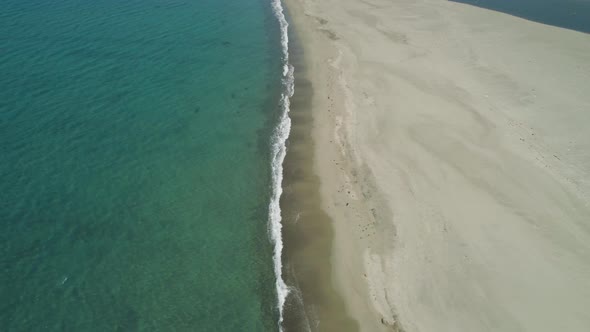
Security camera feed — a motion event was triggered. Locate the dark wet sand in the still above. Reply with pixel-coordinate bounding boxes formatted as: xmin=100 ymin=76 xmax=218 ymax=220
xmin=280 ymin=21 xmax=359 ymax=332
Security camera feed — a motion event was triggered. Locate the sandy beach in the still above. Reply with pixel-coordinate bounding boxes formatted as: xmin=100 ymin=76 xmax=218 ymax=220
xmin=283 ymin=0 xmax=590 ymax=331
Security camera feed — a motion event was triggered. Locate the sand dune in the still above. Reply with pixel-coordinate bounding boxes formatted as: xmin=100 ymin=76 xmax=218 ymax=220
xmin=284 ymin=0 xmax=590 ymax=330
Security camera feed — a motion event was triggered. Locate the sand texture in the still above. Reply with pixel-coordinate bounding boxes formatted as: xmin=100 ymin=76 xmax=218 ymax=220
xmin=283 ymin=0 xmax=590 ymax=331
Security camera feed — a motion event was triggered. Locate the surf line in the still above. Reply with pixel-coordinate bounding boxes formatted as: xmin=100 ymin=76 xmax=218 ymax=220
xmin=269 ymin=0 xmax=294 ymax=329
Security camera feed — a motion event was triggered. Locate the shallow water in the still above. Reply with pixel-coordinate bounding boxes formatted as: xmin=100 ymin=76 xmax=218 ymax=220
xmin=0 ymin=0 xmax=284 ymax=330
xmin=452 ymin=0 xmax=590 ymax=33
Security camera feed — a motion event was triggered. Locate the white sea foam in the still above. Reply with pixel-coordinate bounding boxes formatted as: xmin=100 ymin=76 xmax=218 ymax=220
xmin=269 ymin=0 xmax=294 ymax=330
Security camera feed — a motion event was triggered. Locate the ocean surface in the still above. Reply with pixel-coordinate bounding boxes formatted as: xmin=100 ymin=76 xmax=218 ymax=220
xmin=452 ymin=0 xmax=590 ymax=33
xmin=0 ymin=0 xmax=291 ymax=330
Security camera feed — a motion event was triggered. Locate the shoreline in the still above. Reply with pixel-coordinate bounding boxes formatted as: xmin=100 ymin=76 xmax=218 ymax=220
xmin=279 ymin=6 xmax=359 ymax=331
xmin=283 ymin=0 xmax=590 ymax=331
xmin=268 ymin=0 xmax=293 ymax=327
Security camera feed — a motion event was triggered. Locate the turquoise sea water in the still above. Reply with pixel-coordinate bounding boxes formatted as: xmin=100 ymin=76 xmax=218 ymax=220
xmin=452 ymin=0 xmax=590 ymax=33
xmin=0 ymin=0 xmax=285 ymax=330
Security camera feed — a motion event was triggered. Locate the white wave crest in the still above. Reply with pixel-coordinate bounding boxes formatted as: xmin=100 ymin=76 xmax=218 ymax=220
xmin=269 ymin=0 xmax=294 ymax=330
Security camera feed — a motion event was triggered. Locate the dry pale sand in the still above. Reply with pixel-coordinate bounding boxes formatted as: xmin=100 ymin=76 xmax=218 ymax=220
xmin=283 ymin=0 xmax=590 ymax=331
